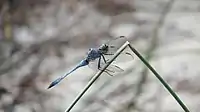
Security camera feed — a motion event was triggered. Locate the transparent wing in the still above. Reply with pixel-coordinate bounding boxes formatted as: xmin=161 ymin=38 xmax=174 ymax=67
xmin=105 ymin=64 xmax=124 ymax=73
xmin=88 ymin=59 xmax=99 ymax=72
xmin=88 ymin=57 xmax=124 ymax=76
xmin=105 ymin=36 xmax=127 ymax=55
xmin=101 ymin=36 xmax=134 ymax=62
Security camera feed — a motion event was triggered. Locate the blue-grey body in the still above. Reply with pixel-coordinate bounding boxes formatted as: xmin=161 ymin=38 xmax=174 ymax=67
xmin=48 ymin=48 xmax=105 ymax=89
xmin=48 ymin=36 xmax=126 ymax=89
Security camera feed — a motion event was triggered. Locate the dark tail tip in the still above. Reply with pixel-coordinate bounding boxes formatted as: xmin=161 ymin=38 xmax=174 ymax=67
xmin=47 ymin=82 xmax=55 ymax=89
xmin=47 ymin=85 xmax=52 ymax=89
xmin=47 ymin=77 xmax=62 ymax=89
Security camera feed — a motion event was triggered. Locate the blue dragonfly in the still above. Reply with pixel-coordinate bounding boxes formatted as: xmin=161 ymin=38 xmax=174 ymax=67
xmin=48 ymin=36 xmax=130 ymax=89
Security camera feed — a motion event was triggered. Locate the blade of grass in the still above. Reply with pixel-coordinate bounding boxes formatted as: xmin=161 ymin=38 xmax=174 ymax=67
xmin=128 ymin=43 xmax=190 ymax=112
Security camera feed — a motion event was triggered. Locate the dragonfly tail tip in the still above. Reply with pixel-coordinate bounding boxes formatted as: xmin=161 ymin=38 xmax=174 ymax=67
xmin=47 ymin=77 xmax=63 ymax=89
xmin=47 ymin=82 xmax=57 ymax=89
xmin=47 ymin=85 xmax=53 ymax=89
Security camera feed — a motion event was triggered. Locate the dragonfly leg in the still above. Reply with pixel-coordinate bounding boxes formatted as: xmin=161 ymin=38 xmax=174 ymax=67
xmin=103 ymin=53 xmax=114 ymax=62
xmin=101 ymin=55 xmax=108 ymax=63
xmin=97 ymin=56 xmax=105 ymax=70
xmin=97 ymin=56 xmax=101 ymax=70
xmin=104 ymin=53 xmax=114 ymax=55
xmin=97 ymin=56 xmax=114 ymax=76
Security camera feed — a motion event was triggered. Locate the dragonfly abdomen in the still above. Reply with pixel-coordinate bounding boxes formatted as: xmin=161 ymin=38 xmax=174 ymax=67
xmin=48 ymin=59 xmax=89 ymax=89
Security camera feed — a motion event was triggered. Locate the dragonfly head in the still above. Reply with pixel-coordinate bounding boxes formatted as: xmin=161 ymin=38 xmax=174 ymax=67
xmin=98 ymin=44 xmax=108 ymax=54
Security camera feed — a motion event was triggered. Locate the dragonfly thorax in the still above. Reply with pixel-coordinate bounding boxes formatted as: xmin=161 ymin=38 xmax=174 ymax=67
xmin=86 ymin=48 xmax=102 ymax=61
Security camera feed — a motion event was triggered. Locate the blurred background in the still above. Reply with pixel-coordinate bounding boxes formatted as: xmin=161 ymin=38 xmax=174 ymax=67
xmin=0 ymin=0 xmax=200 ymax=112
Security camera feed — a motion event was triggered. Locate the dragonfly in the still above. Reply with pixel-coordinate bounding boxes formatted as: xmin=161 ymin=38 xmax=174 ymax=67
xmin=48 ymin=36 xmax=132 ymax=89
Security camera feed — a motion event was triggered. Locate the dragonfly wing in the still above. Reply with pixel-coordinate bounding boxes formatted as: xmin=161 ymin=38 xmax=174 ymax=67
xmin=88 ymin=59 xmax=99 ymax=72
xmin=106 ymin=64 xmax=124 ymax=73
xmin=105 ymin=36 xmax=127 ymax=55
xmin=88 ymin=58 xmax=124 ymax=75
xmin=99 ymin=60 xmax=124 ymax=74
xmin=101 ymin=36 xmax=134 ymax=63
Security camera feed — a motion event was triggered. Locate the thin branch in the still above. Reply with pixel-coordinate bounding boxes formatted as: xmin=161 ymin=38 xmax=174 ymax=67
xmin=128 ymin=43 xmax=190 ymax=112
xmin=121 ymin=0 xmax=176 ymax=111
